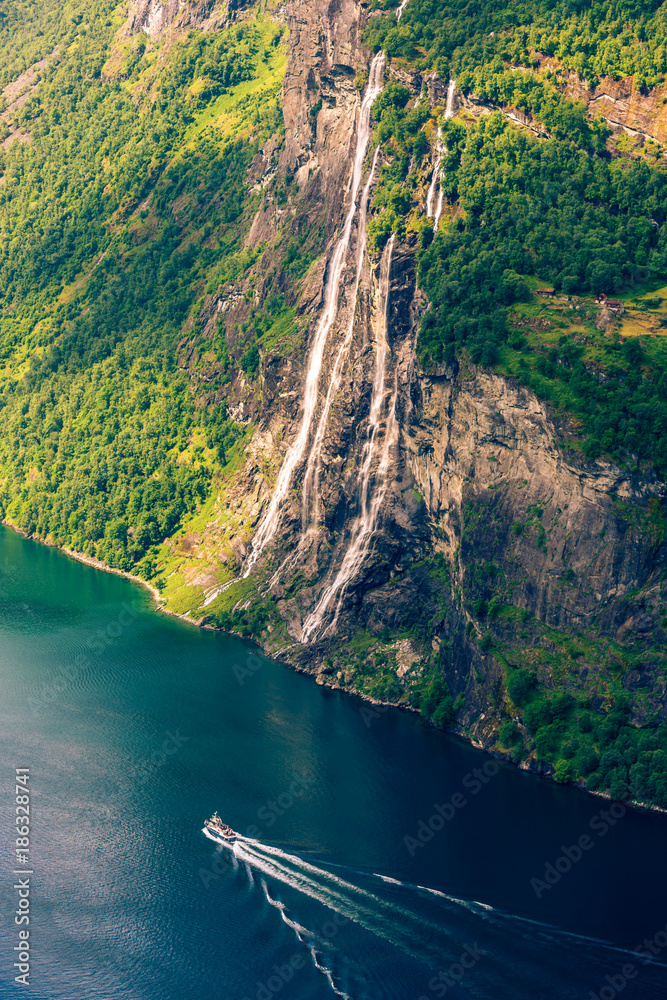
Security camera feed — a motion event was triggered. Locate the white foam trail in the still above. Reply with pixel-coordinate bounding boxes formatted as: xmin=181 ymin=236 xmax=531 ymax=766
xmin=242 ymin=52 xmax=387 ymax=577
xmin=369 ymin=871 xmax=497 ymax=919
xmin=302 ymin=235 xmax=398 ymax=640
xmin=261 ymin=880 xmax=350 ymax=998
xmin=396 ymin=0 xmax=410 ymax=18
xmin=308 ymin=946 xmax=352 ymax=1000
xmin=236 ymin=842 xmax=369 ymax=931
xmin=237 ymin=841 xmax=667 ymax=994
xmin=261 ymin=880 xmax=310 ymax=941
xmin=301 ymin=145 xmax=382 ymax=529
xmin=238 ymin=841 xmax=450 ymax=967
xmin=249 ymin=841 xmax=388 ymax=901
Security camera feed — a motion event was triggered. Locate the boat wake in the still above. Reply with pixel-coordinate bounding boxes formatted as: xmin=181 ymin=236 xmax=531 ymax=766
xmin=208 ymin=836 xmax=667 ymax=999
xmin=262 ymin=880 xmax=352 ymax=1000
xmin=234 ymin=838 xmax=454 ymax=969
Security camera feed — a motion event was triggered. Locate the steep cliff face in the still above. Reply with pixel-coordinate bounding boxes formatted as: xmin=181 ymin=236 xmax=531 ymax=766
xmin=126 ymin=0 xmax=245 ymax=37
xmin=411 ymin=370 xmax=665 ymax=623
xmin=112 ymin=0 xmax=667 ymax=791
xmin=171 ymin=0 xmax=667 ymax=737
xmin=409 ymin=368 xmax=667 ymax=726
xmin=534 ymin=54 xmax=667 ymax=144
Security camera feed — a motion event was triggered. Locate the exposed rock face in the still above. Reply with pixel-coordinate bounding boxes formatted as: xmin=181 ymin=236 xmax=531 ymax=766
xmin=533 ymin=53 xmax=667 ymax=143
xmin=282 ymin=0 xmax=369 ymax=208
xmin=172 ymin=0 xmax=667 ymax=751
xmin=128 ymin=0 xmax=183 ymax=36
xmin=410 ymin=369 xmax=665 ymax=621
xmin=127 ymin=0 xmax=245 ymax=37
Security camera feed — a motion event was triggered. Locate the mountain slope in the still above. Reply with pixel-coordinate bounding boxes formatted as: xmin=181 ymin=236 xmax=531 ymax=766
xmin=1 ymin=0 xmax=667 ymax=807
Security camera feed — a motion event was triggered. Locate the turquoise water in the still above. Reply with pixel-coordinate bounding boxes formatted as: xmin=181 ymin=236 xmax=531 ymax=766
xmin=0 ymin=523 xmax=666 ymax=999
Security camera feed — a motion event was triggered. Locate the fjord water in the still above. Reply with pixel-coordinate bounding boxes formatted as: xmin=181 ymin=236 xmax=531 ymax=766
xmin=0 ymin=525 xmax=666 ymax=1000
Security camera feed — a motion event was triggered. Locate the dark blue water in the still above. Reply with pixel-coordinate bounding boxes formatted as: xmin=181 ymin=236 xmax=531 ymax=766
xmin=0 ymin=523 xmax=666 ymax=999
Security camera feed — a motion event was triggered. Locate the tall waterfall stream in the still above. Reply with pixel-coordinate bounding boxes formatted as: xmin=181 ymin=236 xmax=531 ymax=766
xmin=238 ymin=3 xmax=460 ymax=641
xmin=242 ymin=51 xmax=387 ymax=579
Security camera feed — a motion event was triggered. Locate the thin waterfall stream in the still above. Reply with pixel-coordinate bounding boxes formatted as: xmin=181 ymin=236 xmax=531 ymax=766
xmin=302 ymin=235 xmax=398 ymax=641
xmin=240 ymin=51 xmax=387 ymax=578
xmin=301 ymin=145 xmax=382 ymax=531
xmin=426 ymin=127 xmax=444 ymax=219
xmin=430 ymin=80 xmax=456 ymax=232
xmin=215 ymin=0 xmax=416 ymax=628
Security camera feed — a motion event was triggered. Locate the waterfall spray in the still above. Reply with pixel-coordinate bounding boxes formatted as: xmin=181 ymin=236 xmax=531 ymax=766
xmin=302 ymin=236 xmax=398 ymax=641
xmin=242 ymin=52 xmax=387 ymax=577
xmin=432 ymin=80 xmax=456 ymax=232
xmin=426 ymin=126 xmax=444 ymax=220
xmin=301 ymin=145 xmax=381 ymax=532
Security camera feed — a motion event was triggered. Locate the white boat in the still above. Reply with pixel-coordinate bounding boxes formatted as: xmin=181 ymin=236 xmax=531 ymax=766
xmin=203 ymin=812 xmax=238 ymax=847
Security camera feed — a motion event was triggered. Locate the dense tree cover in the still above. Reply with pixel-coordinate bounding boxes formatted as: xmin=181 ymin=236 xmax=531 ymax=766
xmin=0 ymin=0 xmax=115 ymax=91
xmin=0 ymin=357 xmax=209 ymax=573
xmin=0 ymin=6 xmax=286 ymax=577
xmin=459 ymin=65 xmax=610 ymax=148
xmin=366 ymin=0 xmax=667 ymax=90
xmin=368 ymin=81 xmax=432 ymax=248
xmin=365 ymin=0 xmax=667 ymax=475
xmin=0 ymin=17 xmax=280 ymax=312
xmin=418 ymin=115 xmax=667 ymax=470
xmin=506 ymin=668 xmax=667 ymax=806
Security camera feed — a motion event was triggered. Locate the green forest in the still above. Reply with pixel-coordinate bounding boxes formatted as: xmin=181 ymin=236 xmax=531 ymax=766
xmin=364 ymin=0 xmax=667 ymax=804
xmin=0 ymin=1 xmax=286 ymax=576
xmin=365 ymin=0 xmax=667 ymax=475
xmin=367 ymin=0 xmax=667 ymax=89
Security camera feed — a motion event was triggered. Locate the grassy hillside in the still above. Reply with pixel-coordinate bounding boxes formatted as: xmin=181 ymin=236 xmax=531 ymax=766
xmin=0 ymin=2 xmax=287 ymax=576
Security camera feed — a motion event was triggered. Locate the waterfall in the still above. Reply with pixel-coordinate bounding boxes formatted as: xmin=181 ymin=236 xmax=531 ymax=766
xmin=426 ymin=126 xmax=443 ymax=220
xmin=242 ymin=52 xmax=387 ymax=577
xmin=428 ymin=80 xmax=456 ymax=233
xmin=301 ymin=145 xmax=381 ymax=532
xmin=444 ymin=78 xmax=456 ymax=119
xmin=396 ymin=0 xmax=411 ymax=17
xmin=302 ymin=236 xmax=397 ymax=641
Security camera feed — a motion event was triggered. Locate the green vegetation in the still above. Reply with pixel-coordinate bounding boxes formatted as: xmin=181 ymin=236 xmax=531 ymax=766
xmin=366 ymin=0 xmax=667 ymax=90
xmin=366 ymin=0 xmax=667 ymax=475
xmin=0 ymin=4 xmax=287 ymax=578
xmin=420 ymin=115 xmax=667 ymax=472
xmin=417 ymin=670 xmax=457 ymax=726
xmin=459 ymin=67 xmax=609 ymax=148
xmin=504 ymin=667 xmax=667 ymax=806
xmin=0 ymin=1 xmax=108 ymax=90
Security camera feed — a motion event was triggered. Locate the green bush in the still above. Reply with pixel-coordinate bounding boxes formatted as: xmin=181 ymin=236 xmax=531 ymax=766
xmin=499 ymin=721 xmax=521 ymax=747
xmin=506 ymin=668 xmax=536 ymax=708
xmin=534 ymin=724 xmax=560 ymax=761
xmin=575 ymin=746 xmax=599 ymax=777
xmin=554 ymin=759 xmax=573 ymax=783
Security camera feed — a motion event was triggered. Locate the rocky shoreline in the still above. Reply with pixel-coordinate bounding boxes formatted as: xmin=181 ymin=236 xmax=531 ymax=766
xmin=266 ymin=637 xmax=667 ymax=816
xmin=2 ymin=516 xmax=664 ymax=815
